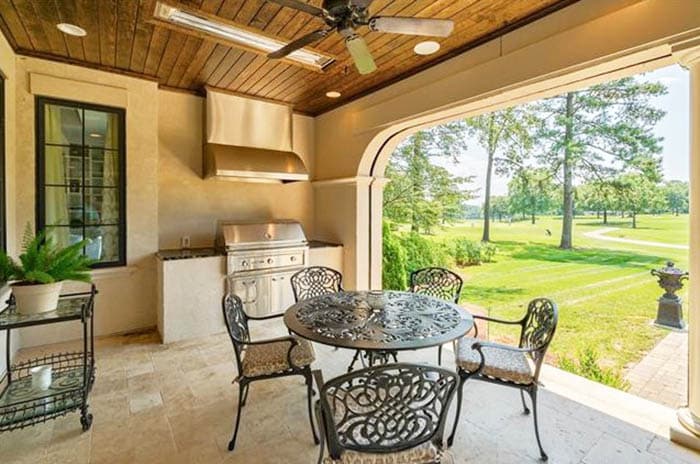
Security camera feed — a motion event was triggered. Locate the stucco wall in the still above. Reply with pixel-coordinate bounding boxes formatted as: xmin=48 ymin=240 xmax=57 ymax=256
xmin=157 ymin=90 xmax=315 ymax=249
xmin=13 ymin=57 xmax=159 ymax=347
xmin=0 ymin=30 xmax=16 ymax=375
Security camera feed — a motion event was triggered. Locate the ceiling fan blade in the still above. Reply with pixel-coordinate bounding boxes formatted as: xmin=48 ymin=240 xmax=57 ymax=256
xmin=369 ymin=17 xmax=454 ymax=37
xmin=268 ymin=29 xmax=329 ymax=59
xmin=350 ymin=0 xmax=374 ymax=8
xmin=266 ymin=0 xmax=324 ymax=17
xmin=345 ymin=34 xmax=377 ymax=75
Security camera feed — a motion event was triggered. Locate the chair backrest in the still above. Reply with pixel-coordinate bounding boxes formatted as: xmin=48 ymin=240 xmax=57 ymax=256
xmin=318 ymin=363 xmax=458 ymax=459
xmin=519 ymin=298 xmax=558 ymax=370
xmin=222 ymin=293 xmax=250 ymax=369
xmin=291 ymin=266 xmax=343 ymax=302
xmin=409 ymin=267 xmax=463 ymax=304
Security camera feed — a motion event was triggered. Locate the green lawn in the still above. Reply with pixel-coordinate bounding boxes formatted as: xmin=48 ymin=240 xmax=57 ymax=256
xmin=430 ymin=214 xmax=689 ymax=374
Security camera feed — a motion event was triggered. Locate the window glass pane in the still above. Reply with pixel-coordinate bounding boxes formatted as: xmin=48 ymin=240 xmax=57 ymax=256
xmin=45 ymin=226 xmax=83 ymax=251
xmin=39 ymin=99 xmax=124 ymax=266
xmin=45 ymin=145 xmax=82 ymax=185
xmin=85 ymin=110 xmax=120 ymax=149
xmin=86 ymin=226 xmax=119 ymax=263
xmin=45 ymin=186 xmax=83 ymax=226
xmin=86 ymin=187 xmax=119 ymax=225
xmin=86 ymin=149 xmax=119 ymax=187
xmin=44 ymin=104 xmax=82 ymax=146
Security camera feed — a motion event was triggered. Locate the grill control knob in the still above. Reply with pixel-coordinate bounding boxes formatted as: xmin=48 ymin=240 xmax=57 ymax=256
xmin=267 ymin=258 xmax=274 ymax=264
xmin=241 ymin=260 xmax=249 ymax=267
xmin=290 ymin=256 xmax=297 ymax=262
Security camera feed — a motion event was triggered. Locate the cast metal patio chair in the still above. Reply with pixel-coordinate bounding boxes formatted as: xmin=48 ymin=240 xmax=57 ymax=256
xmin=314 ymin=363 xmax=458 ymax=464
xmin=222 ymin=293 xmax=318 ymax=451
xmin=291 ymin=266 xmax=344 ymax=301
xmin=448 ymin=297 xmax=558 ymax=461
xmin=409 ymin=267 xmax=464 ymax=365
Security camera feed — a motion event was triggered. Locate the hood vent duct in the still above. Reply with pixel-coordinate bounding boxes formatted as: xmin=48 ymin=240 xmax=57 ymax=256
xmin=204 ymin=89 xmax=309 ymax=183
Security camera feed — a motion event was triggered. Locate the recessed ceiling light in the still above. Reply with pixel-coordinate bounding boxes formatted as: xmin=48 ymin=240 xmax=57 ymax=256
xmin=326 ymin=91 xmax=341 ymax=98
xmin=56 ymin=23 xmax=87 ymax=37
xmin=88 ymin=133 xmax=102 ymax=138
xmin=414 ymin=41 xmax=440 ymax=56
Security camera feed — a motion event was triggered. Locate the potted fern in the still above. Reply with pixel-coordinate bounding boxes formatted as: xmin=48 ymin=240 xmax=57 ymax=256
xmin=0 ymin=228 xmax=94 ymax=314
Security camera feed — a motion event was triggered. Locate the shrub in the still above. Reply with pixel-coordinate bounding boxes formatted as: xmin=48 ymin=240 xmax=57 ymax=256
xmin=481 ymin=242 xmax=498 ymax=263
xmin=382 ymin=222 xmax=407 ymax=290
xmin=452 ymin=238 xmax=497 ymax=266
xmin=400 ymin=232 xmax=449 ymax=273
xmin=558 ymin=347 xmax=629 ymax=391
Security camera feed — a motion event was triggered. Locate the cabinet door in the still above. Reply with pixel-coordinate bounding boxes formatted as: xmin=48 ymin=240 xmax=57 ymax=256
xmin=270 ymin=271 xmax=297 ymax=314
xmin=232 ymin=276 xmax=271 ymax=317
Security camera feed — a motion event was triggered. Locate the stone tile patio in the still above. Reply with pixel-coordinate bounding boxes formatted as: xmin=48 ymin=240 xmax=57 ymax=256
xmin=1 ymin=321 xmax=698 ymax=464
xmin=625 ymin=331 xmax=688 ymax=408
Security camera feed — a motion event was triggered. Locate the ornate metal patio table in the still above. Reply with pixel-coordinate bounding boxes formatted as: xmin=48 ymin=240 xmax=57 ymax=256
xmin=283 ymin=290 xmax=473 ymax=352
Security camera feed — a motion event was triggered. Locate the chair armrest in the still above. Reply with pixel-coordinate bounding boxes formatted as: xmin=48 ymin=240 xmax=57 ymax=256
xmin=471 ymin=340 xmax=536 ymax=354
xmin=473 ymin=314 xmax=523 ymax=326
xmin=247 ymin=313 xmax=285 ymax=321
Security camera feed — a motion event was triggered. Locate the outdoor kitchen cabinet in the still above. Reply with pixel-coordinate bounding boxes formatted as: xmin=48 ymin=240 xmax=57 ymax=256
xmin=230 ymin=270 xmax=296 ymax=318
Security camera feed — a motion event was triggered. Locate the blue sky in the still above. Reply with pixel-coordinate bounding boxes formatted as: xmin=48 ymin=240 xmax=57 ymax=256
xmin=432 ymin=64 xmax=690 ymax=205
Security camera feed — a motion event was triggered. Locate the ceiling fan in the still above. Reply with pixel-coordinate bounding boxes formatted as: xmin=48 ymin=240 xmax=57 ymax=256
xmin=266 ymin=0 xmax=454 ymax=75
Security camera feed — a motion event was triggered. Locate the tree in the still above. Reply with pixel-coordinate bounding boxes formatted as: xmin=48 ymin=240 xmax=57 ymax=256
xmin=663 ymin=180 xmax=689 ymax=215
xmin=577 ymin=181 xmax=617 ymax=224
xmin=465 ymin=108 xmax=535 ymax=242
xmin=507 ymin=168 xmax=557 ymax=224
xmin=613 ymin=174 xmax=665 ymax=228
xmin=383 ymin=123 xmax=475 ymax=233
xmin=531 ymin=77 xmax=666 ymax=248
xmin=488 ymin=196 xmax=510 ymax=222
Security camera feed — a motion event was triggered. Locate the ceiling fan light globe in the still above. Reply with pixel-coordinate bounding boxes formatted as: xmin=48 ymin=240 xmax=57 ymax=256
xmin=345 ymin=36 xmax=377 ymax=75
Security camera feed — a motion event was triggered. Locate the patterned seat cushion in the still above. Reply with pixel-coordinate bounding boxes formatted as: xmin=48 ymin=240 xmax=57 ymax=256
xmin=455 ymin=337 xmax=534 ymax=384
xmin=242 ymin=339 xmax=315 ymax=377
xmin=323 ymin=442 xmax=453 ymax=464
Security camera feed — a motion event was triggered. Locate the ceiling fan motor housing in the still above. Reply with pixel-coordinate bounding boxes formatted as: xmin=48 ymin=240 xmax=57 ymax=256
xmin=322 ymin=0 xmax=368 ymax=27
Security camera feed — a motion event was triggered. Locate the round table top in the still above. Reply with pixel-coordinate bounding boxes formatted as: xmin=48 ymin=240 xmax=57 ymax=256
xmin=283 ymin=290 xmax=474 ymax=351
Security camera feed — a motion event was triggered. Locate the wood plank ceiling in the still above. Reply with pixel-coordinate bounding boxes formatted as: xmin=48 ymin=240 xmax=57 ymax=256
xmin=0 ymin=0 xmax=576 ymax=115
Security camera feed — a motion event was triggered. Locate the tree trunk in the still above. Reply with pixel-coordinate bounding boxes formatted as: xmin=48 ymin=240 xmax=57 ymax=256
xmin=596 ymin=210 xmax=600 ymax=219
xmin=531 ymin=212 xmax=536 ymax=224
xmin=560 ymin=92 xmax=575 ymax=249
xmin=632 ymin=212 xmax=637 ymax=229
xmin=410 ymin=135 xmax=421 ymax=233
xmin=603 ymin=209 xmax=608 ymax=224
xmin=482 ymin=114 xmax=496 ymax=242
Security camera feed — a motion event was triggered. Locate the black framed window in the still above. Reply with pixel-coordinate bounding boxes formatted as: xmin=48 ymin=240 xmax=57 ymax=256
xmin=36 ymin=97 xmax=126 ymax=268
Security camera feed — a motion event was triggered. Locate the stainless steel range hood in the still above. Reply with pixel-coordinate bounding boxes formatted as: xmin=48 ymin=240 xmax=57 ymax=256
xmin=204 ymin=89 xmax=309 ymax=183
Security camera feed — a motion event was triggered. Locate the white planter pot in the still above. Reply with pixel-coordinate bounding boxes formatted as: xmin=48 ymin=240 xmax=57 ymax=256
xmin=11 ymin=282 xmax=63 ymax=315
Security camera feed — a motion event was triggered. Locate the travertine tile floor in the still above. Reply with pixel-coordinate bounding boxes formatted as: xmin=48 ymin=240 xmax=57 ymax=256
xmin=1 ymin=320 xmax=699 ymax=464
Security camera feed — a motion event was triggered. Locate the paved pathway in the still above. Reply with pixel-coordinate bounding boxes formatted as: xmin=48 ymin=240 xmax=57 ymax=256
xmin=584 ymin=227 xmax=689 ymax=250
xmin=625 ymin=331 xmax=688 ymax=408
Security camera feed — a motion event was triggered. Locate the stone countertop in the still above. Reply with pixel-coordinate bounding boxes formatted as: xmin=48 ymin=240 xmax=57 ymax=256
xmin=308 ymin=240 xmax=342 ymax=248
xmin=156 ymin=248 xmax=224 ymax=261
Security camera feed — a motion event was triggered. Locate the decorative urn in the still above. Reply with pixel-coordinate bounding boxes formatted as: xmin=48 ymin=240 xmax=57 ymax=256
xmin=650 ymin=261 xmax=688 ymax=330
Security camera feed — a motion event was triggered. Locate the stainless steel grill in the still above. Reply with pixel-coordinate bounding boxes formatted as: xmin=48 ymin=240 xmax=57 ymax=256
xmin=218 ymin=221 xmax=309 ymax=317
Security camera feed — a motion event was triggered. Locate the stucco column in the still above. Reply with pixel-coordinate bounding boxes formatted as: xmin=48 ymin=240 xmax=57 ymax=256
xmin=676 ymin=47 xmax=700 ymax=443
xmin=369 ymin=177 xmax=389 ymax=290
